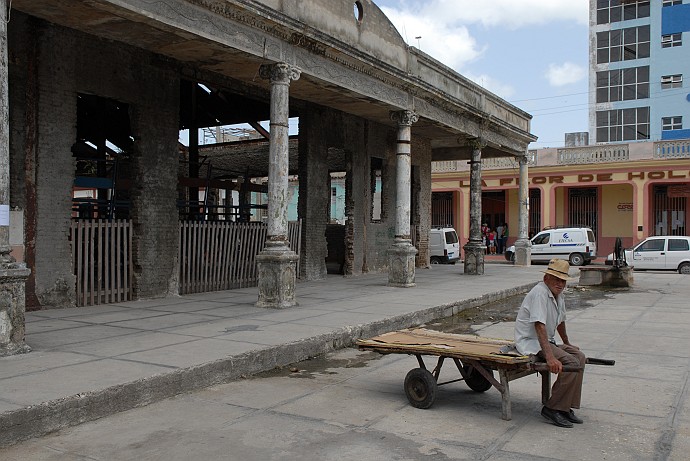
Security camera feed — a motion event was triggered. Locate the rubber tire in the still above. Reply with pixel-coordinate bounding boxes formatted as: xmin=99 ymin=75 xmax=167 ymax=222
xmin=569 ymin=253 xmax=585 ymax=266
xmin=404 ymin=368 xmax=437 ymax=409
xmin=679 ymin=262 xmax=690 ymax=275
xmin=430 ymin=257 xmax=442 ymax=265
xmin=463 ymin=365 xmax=493 ymax=392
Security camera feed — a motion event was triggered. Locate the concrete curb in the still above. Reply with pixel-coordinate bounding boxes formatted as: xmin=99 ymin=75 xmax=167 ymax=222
xmin=0 ymin=282 xmax=536 ymax=448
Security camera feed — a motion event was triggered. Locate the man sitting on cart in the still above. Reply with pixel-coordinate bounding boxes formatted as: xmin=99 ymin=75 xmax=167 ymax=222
xmin=514 ymin=258 xmax=586 ymax=428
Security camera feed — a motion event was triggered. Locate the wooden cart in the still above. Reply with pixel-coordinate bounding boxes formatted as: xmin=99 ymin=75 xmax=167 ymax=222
xmin=357 ymin=328 xmax=600 ymax=421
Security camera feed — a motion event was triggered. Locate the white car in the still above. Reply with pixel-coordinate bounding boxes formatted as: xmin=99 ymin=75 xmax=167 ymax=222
xmin=606 ymin=236 xmax=690 ymax=274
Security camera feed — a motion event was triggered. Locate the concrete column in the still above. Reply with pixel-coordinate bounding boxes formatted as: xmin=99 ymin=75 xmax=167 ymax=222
xmin=0 ymin=0 xmax=31 ymax=356
xmin=387 ymin=110 xmax=418 ymax=287
xmin=256 ymin=63 xmax=301 ymax=308
xmin=463 ymin=139 xmax=485 ymax=274
xmin=514 ymin=153 xmax=532 ymax=266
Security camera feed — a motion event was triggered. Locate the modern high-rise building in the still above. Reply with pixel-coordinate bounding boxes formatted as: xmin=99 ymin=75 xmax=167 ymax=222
xmin=590 ymin=0 xmax=690 ymax=143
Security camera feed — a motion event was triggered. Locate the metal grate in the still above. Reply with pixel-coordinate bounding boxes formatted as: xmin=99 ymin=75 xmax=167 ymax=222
xmin=653 ymin=185 xmax=687 ymax=236
xmin=431 ymin=192 xmax=454 ymax=228
xmin=529 ymin=189 xmax=541 ymax=237
xmin=568 ymin=188 xmax=598 ymax=236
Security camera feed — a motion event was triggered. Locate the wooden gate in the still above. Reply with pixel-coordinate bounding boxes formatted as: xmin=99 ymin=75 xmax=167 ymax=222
xmin=179 ymin=220 xmax=302 ymax=294
xmin=71 ymin=219 xmax=133 ymax=307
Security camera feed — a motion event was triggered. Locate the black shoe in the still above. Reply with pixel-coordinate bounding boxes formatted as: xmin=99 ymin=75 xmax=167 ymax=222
xmin=561 ymin=409 xmax=583 ymax=424
xmin=541 ymin=406 xmax=573 ymax=428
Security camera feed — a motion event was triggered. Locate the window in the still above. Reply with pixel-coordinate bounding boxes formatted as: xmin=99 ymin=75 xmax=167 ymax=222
xmin=661 ymin=74 xmax=683 ymax=89
xmin=331 ymin=187 xmax=337 ymax=197
xmin=668 ymin=239 xmax=690 ymax=251
xmin=597 ymin=26 xmax=650 ymax=64
xmin=663 ymin=0 xmax=682 ymax=6
xmin=662 ymin=33 xmax=682 ymax=48
xmin=532 ymin=233 xmax=550 ymax=245
xmin=371 ymin=157 xmax=383 ymax=222
xmin=597 ymin=1 xmax=650 ymax=25
xmin=662 ymin=116 xmax=682 ymax=131
xmin=596 ymin=66 xmax=649 ymax=103
xmin=636 ymin=239 xmax=665 ymax=252
xmin=596 ymin=107 xmax=650 ymax=142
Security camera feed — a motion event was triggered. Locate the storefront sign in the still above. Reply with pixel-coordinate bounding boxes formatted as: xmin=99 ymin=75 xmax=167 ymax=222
xmin=456 ymin=170 xmax=690 ymax=188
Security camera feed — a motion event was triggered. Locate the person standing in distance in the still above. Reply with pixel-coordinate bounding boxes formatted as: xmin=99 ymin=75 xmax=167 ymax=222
xmin=514 ymin=258 xmax=586 ymax=428
xmin=495 ymin=223 xmax=504 ymax=254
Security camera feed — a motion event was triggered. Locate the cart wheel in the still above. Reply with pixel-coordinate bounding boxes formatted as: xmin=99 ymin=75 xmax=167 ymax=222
xmin=404 ymin=368 xmax=437 ymax=409
xmin=463 ymin=365 xmax=493 ymax=392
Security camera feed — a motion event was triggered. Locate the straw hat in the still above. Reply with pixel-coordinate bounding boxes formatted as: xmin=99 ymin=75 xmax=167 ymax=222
xmin=542 ymin=258 xmax=573 ymax=281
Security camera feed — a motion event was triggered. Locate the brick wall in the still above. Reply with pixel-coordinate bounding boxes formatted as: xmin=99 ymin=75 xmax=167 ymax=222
xmin=32 ymin=22 xmax=78 ymax=307
xmin=412 ymin=137 xmax=432 ymax=266
xmin=298 ymin=105 xmax=330 ymax=280
xmin=9 ymin=17 xmax=180 ymax=306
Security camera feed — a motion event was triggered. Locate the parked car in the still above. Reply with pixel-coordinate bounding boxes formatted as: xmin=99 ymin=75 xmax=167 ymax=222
xmin=504 ymin=227 xmax=597 ymax=266
xmin=605 ymin=235 xmax=690 ymax=274
xmin=429 ymin=227 xmax=460 ymax=264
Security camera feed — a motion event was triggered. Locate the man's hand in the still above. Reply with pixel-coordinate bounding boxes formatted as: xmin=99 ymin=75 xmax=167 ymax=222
xmin=535 ymin=322 xmax=562 ymax=374
xmin=546 ymin=356 xmax=562 ymax=374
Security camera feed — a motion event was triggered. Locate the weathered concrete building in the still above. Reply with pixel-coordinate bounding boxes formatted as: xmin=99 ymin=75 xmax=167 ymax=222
xmin=1 ymin=0 xmax=535 ymax=354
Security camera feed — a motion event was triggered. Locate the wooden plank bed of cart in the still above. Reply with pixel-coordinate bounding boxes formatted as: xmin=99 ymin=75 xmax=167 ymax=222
xmin=357 ymin=328 xmax=609 ymax=421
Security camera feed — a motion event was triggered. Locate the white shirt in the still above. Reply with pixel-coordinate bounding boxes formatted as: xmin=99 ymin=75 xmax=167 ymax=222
xmin=514 ymin=281 xmax=566 ymax=355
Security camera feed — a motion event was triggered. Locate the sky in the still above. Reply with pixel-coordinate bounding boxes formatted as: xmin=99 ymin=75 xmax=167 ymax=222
xmin=375 ymin=0 xmax=591 ymax=148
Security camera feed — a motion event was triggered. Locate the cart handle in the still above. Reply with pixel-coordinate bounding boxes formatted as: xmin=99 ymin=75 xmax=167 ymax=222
xmin=530 ymin=357 xmax=615 ymax=373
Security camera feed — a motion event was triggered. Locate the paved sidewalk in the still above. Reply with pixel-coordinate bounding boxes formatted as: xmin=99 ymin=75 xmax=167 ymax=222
xmin=1 ymin=269 xmax=688 ymax=460
xmin=0 ymin=263 xmax=544 ymax=447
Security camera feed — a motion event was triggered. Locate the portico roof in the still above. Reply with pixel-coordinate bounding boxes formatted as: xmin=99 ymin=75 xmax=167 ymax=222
xmin=12 ymin=0 xmax=537 ymax=158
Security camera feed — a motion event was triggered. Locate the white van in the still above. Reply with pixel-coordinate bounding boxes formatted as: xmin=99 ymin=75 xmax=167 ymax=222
xmin=429 ymin=227 xmax=460 ymax=264
xmin=505 ymin=227 xmax=597 ymax=266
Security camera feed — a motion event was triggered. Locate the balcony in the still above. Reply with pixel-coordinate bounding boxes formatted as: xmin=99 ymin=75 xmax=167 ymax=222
xmin=431 ymin=139 xmax=690 ymax=173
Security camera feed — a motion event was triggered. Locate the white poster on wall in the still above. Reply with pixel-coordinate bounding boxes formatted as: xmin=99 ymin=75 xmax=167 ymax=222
xmin=0 ymin=205 xmax=9 ymax=226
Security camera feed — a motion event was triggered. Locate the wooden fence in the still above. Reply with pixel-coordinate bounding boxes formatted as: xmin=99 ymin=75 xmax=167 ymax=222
xmin=71 ymin=219 xmax=302 ymax=303
xmin=179 ymin=220 xmax=302 ymax=294
xmin=71 ymin=219 xmax=133 ymax=307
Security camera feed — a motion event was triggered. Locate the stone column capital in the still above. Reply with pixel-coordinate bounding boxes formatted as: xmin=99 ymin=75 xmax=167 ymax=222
xmin=390 ymin=110 xmax=419 ymax=126
xmin=259 ymin=62 xmax=301 ymax=85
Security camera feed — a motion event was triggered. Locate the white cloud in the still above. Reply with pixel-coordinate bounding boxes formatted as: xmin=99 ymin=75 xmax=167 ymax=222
xmin=379 ymin=0 xmax=588 ymax=78
xmin=380 ymin=0 xmax=588 ymax=31
xmin=545 ymin=62 xmax=587 ymax=86
xmin=436 ymin=0 xmax=588 ymax=29
xmin=381 ymin=7 xmax=485 ymax=69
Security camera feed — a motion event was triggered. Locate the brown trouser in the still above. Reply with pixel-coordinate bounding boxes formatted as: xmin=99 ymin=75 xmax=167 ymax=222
xmin=538 ymin=343 xmax=586 ymax=412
